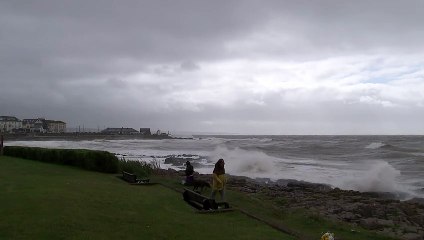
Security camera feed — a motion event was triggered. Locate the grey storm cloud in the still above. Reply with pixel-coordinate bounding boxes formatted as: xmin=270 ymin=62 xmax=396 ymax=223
xmin=1 ymin=0 xmax=424 ymax=134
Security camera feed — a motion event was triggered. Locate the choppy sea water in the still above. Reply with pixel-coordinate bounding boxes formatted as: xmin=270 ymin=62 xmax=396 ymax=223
xmin=6 ymin=135 xmax=424 ymax=199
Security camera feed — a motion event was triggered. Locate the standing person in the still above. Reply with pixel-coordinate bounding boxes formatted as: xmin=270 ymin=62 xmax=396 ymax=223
xmin=0 ymin=135 xmax=3 ymax=156
xmin=185 ymin=161 xmax=194 ymax=185
xmin=211 ymin=158 xmax=226 ymax=201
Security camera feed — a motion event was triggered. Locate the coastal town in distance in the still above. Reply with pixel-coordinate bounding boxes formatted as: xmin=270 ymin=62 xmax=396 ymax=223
xmin=0 ymin=115 xmax=174 ymax=140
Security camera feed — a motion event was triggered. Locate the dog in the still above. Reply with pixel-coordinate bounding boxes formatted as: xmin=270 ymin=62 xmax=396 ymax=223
xmin=191 ymin=179 xmax=211 ymax=193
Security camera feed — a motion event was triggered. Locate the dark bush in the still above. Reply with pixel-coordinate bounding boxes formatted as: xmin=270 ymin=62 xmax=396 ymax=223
xmin=119 ymin=158 xmax=153 ymax=178
xmin=3 ymin=146 xmax=119 ymax=173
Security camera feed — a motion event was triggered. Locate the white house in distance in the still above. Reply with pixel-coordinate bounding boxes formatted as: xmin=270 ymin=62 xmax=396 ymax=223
xmin=45 ymin=120 xmax=66 ymax=133
xmin=0 ymin=116 xmax=22 ymax=133
xmin=22 ymin=118 xmax=67 ymax=133
xmin=0 ymin=116 xmax=67 ymax=134
xmin=22 ymin=118 xmax=46 ymax=133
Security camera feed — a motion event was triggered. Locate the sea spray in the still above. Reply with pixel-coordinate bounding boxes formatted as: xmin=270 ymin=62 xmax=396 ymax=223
xmin=341 ymin=160 xmax=402 ymax=193
xmin=207 ymin=146 xmax=277 ymax=177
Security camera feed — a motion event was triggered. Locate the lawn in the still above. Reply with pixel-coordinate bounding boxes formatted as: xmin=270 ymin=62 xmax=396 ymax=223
xmin=0 ymin=156 xmax=293 ymax=240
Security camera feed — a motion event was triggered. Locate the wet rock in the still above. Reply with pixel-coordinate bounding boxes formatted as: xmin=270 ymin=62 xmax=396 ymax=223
xmin=401 ymin=232 xmax=423 ymax=240
xmin=254 ymin=177 xmax=272 ymax=184
xmin=411 ymin=216 xmax=424 ymax=226
xmin=377 ymin=219 xmax=395 ymax=228
xmin=286 ymin=180 xmax=332 ymax=192
xmin=340 ymin=212 xmax=356 ymax=221
xmin=363 ymin=191 xmax=399 ymax=199
xmin=407 ymin=198 xmax=424 ymax=205
xmin=359 ymin=218 xmax=380 ymax=230
xmin=401 ymin=204 xmax=418 ymax=216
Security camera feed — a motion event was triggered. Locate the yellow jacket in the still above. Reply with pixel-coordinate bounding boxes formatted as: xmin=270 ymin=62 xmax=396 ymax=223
xmin=212 ymin=173 xmax=226 ymax=191
xmin=321 ymin=232 xmax=334 ymax=240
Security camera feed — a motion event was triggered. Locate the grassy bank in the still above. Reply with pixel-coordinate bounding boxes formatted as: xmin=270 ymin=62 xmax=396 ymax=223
xmin=0 ymin=156 xmax=292 ymax=240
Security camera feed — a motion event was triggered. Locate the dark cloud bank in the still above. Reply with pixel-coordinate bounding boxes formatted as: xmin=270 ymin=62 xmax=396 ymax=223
xmin=1 ymin=0 xmax=423 ymax=134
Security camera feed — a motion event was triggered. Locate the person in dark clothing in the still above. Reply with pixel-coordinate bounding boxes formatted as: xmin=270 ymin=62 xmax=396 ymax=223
xmin=185 ymin=161 xmax=194 ymax=184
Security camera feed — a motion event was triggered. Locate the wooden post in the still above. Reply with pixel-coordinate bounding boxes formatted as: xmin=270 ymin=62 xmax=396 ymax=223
xmin=0 ymin=134 xmax=3 ymax=156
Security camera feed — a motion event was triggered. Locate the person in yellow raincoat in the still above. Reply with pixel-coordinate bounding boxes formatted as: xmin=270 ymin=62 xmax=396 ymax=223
xmin=211 ymin=158 xmax=226 ymax=201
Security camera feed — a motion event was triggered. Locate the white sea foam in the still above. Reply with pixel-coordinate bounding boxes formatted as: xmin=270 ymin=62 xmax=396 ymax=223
xmin=237 ymin=137 xmax=273 ymax=143
xmin=204 ymin=146 xmax=340 ymax=184
xmin=340 ymin=160 xmax=402 ymax=193
xmin=257 ymin=138 xmax=273 ymax=143
xmin=365 ymin=142 xmax=386 ymax=149
xmin=206 ymin=146 xmax=278 ymax=176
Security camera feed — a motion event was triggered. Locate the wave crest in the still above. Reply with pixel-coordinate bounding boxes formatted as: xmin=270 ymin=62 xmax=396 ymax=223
xmin=207 ymin=146 xmax=277 ymax=176
xmin=365 ymin=142 xmax=387 ymax=149
xmin=341 ymin=161 xmax=402 ymax=193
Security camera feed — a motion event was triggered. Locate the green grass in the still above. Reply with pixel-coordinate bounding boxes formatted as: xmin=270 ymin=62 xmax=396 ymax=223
xmin=0 ymin=156 xmax=293 ymax=240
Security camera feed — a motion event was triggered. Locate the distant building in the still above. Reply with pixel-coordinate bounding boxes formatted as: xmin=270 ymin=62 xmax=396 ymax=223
xmin=0 ymin=116 xmax=22 ymax=133
xmin=154 ymin=129 xmax=170 ymax=136
xmin=139 ymin=128 xmax=151 ymax=135
xmin=45 ymin=120 xmax=67 ymax=133
xmin=101 ymin=127 xmax=139 ymax=135
xmin=22 ymin=118 xmax=66 ymax=133
xmin=22 ymin=118 xmax=46 ymax=133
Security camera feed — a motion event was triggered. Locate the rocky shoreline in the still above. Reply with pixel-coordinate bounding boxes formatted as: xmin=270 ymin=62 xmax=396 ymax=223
xmin=155 ymin=168 xmax=424 ymax=240
xmin=231 ymin=177 xmax=424 ymax=240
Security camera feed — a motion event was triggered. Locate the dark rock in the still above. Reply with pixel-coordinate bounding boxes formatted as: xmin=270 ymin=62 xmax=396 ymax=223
xmin=286 ymin=180 xmax=332 ymax=192
xmin=407 ymin=198 xmax=424 ymax=205
xmin=401 ymin=232 xmax=423 ymax=240
xmin=377 ymin=219 xmax=395 ymax=228
xmin=359 ymin=218 xmax=380 ymax=230
xmin=363 ymin=191 xmax=399 ymax=199
xmin=340 ymin=212 xmax=356 ymax=221
xmin=411 ymin=216 xmax=424 ymax=226
xmin=401 ymin=204 xmax=418 ymax=216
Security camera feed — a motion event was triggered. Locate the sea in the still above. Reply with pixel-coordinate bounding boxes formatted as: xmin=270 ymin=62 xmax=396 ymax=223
xmin=5 ymin=135 xmax=424 ymax=200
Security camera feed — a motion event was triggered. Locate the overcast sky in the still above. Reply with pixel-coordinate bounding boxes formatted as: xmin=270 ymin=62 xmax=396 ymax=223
xmin=1 ymin=0 xmax=423 ymax=135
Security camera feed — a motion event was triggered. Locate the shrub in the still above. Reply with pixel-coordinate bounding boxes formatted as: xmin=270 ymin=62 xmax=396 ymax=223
xmin=3 ymin=146 xmax=119 ymax=173
xmin=118 ymin=157 xmax=155 ymax=178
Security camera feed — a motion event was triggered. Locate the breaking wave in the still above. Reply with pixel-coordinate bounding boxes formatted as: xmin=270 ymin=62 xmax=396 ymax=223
xmin=365 ymin=142 xmax=387 ymax=149
xmin=207 ymin=146 xmax=278 ymax=177
xmin=340 ymin=160 xmax=405 ymax=193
